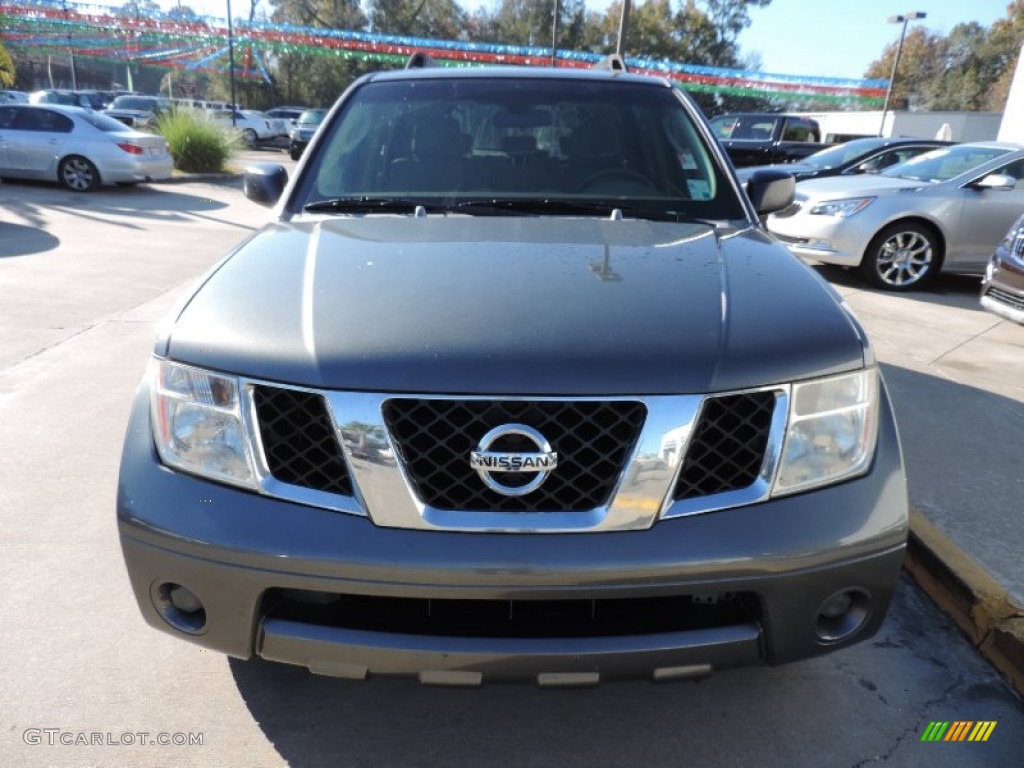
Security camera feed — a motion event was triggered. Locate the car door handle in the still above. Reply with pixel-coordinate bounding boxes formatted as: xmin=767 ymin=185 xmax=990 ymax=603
xmin=48 ymin=139 xmax=60 ymax=145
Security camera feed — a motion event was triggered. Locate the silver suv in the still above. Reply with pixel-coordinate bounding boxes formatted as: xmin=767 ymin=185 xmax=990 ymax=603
xmin=117 ymin=60 xmax=908 ymax=686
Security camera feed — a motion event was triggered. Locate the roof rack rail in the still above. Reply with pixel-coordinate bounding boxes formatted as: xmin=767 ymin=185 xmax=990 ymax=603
xmin=405 ymin=52 xmax=441 ymax=69
xmin=593 ymin=54 xmax=628 ymax=72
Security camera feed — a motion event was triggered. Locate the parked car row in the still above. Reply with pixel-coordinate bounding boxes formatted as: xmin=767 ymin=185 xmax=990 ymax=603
xmin=206 ymin=109 xmax=290 ymax=147
xmin=745 ymin=137 xmax=1024 ymax=324
xmin=0 ymin=103 xmax=172 ymax=191
xmin=764 ymin=142 xmax=1024 ymax=290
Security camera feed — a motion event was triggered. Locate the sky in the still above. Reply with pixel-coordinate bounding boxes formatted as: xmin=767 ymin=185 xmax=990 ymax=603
xmin=86 ymin=0 xmax=1018 ymax=82
xmin=737 ymin=0 xmax=1015 ymax=80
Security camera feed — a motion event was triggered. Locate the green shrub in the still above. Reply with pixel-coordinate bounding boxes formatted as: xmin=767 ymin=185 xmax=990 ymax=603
xmin=154 ymin=109 xmax=236 ymax=173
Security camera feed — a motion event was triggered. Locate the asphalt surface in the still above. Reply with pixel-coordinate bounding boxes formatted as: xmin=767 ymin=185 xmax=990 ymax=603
xmin=0 ymin=175 xmax=1022 ymax=766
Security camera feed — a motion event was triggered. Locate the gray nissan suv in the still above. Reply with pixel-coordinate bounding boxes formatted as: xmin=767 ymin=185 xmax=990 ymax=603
xmin=117 ymin=60 xmax=908 ymax=687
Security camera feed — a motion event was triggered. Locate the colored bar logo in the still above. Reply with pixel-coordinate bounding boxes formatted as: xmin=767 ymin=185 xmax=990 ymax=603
xmin=921 ymin=721 xmax=997 ymax=742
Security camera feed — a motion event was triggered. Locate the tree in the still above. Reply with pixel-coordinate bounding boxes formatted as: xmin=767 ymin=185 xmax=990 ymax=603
xmin=862 ymin=2 xmax=1024 ymax=112
xmin=864 ymin=27 xmax=948 ymax=111
xmin=981 ymin=0 xmax=1024 ymax=110
xmin=0 ymin=40 xmax=15 ymax=89
xmin=267 ymin=0 xmax=372 ymax=106
xmin=369 ymin=0 xmax=467 ymax=40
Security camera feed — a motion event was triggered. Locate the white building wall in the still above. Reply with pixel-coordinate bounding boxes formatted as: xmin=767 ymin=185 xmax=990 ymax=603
xmin=796 ymin=111 xmax=1002 ymax=143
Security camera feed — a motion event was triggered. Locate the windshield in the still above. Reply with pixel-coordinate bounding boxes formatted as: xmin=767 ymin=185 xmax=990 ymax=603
xmin=295 ymin=77 xmax=744 ymax=221
xmin=801 ymin=138 xmax=885 ymax=170
xmin=298 ymin=109 xmax=326 ymax=125
xmin=881 ymin=145 xmax=1012 ymax=182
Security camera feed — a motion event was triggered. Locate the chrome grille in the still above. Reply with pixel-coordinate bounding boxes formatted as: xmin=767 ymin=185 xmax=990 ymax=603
xmin=253 ymin=385 xmax=353 ymax=496
xmin=987 ymin=287 xmax=1024 ymax=311
xmin=382 ymin=399 xmax=646 ymax=512
xmin=674 ymin=391 xmax=776 ymax=500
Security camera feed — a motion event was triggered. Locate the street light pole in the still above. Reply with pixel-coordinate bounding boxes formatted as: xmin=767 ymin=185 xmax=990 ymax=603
xmin=879 ymin=11 xmax=926 ymax=137
xmin=227 ymin=0 xmax=237 ymax=127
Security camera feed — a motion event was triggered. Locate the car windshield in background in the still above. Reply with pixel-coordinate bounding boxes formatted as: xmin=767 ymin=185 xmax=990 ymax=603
xmin=881 ymin=145 xmax=1012 ymax=183
xmin=296 ymin=77 xmax=743 ymax=221
xmin=78 ymin=110 xmax=136 ymax=133
xmin=800 ymin=138 xmax=887 ymax=170
xmin=297 ymin=109 xmax=326 ymax=125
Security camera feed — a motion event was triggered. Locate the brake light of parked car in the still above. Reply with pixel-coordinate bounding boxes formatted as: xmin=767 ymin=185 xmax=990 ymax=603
xmin=117 ymin=143 xmax=145 ymax=155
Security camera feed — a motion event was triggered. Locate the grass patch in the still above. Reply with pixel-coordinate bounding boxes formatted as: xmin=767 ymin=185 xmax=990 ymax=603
xmin=154 ymin=109 xmax=236 ymax=174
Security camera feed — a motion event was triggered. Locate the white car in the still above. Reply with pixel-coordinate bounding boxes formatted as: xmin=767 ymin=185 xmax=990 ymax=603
xmin=0 ymin=104 xmax=173 ymax=191
xmin=766 ymin=142 xmax=1024 ymax=290
xmin=209 ymin=109 xmax=288 ymax=146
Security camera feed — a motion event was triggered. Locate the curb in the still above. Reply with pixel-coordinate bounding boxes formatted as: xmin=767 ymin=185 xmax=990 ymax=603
xmin=158 ymin=171 xmax=243 ymax=185
xmin=904 ymin=505 xmax=1024 ymax=696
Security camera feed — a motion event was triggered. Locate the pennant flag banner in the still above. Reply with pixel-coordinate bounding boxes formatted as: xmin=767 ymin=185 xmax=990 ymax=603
xmin=0 ymin=0 xmax=888 ymax=104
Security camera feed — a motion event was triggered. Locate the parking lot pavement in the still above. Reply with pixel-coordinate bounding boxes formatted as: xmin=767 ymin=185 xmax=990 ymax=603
xmin=814 ymin=265 xmax=1024 ymax=691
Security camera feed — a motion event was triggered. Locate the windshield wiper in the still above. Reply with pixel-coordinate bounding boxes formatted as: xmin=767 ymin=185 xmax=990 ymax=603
xmin=303 ymin=197 xmax=449 ymax=214
xmin=453 ymin=198 xmax=688 ymax=220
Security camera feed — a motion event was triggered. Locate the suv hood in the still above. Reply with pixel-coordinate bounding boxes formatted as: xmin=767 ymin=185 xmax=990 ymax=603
xmin=165 ymin=217 xmax=865 ymax=395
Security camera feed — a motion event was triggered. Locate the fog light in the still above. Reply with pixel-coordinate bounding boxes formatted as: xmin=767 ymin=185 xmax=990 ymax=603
xmin=170 ymin=585 xmax=202 ymax=614
xmin=815 ymin=588 xmax=870 ymax=643
xmin=154 ymin=582 xmax=207 ymax=635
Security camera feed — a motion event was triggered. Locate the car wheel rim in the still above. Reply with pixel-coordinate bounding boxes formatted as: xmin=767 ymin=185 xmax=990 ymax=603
xmin=62 ymin=159 xmax=93 ymax=191
xmin=876 ymin=231 xmax=932 ymax=286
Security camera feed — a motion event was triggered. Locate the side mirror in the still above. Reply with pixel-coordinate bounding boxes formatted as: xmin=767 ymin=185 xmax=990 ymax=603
xmin=745 ymin=168 xmax=795 ymax=216
xmin=243 ymin=163 xmax=288 ymax=207
xmin=854 ymin=159 xmax=883 ymax=174
xmin=973 ymin=173 xmax=1016 ymax=192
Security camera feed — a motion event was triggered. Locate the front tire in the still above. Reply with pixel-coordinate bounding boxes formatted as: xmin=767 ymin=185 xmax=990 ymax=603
xmin=242 ymin=128 xmax=258 ymax=147
xmin=58 ymin=156 xmax=100 ymax=192
xmin=860 ymin=222 xmax=940 ymax=291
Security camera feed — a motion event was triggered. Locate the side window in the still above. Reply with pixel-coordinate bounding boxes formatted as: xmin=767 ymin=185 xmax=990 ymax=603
xmin=996 ymin=159 xmax=1024 ymax=184
xmin=15 ymin=109 xmax=73 ymax=133
xmin=782 ymin=120 xmax=818 ymax=142
xmin=0 ymin=106 xmax=17 ymax=128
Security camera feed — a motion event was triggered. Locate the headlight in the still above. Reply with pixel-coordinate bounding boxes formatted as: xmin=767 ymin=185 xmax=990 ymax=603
xmin=809 ymin=197 xmax=875 ymax=218
xmin=150 ymin=359 xmax=257 ymax=488
xmin=773 ymin=368 xmax=879 ymax=496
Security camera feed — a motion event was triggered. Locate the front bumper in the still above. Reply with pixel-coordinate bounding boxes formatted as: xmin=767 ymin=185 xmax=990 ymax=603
xmin=118 ymin=382 xmax=908 ymax=685
xmin=767 ymin=209 xmax=875 ymax=267
xmin=980 ymin=252 xmax=1024 ymax=325
xmin=102 ymin=155 xmax=174 ymax=183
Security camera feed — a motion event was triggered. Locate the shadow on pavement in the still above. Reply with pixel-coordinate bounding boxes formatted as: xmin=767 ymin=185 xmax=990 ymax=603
xmin=811 ymin=264 xmax=984 ymax=313
xmin=0 ymin=221 xmax=60 ymax=257
xmin=879 ymin=362 xmax=1024 ymax=601
xmin=1 ymin=178 xmax=231 ymax=228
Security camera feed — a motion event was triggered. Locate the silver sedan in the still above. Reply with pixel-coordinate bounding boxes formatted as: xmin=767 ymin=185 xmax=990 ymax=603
xmin=766 ymin=142 xmax=1024 ymax=290
xmin=0 ymin=104 xmax=173 ymax=192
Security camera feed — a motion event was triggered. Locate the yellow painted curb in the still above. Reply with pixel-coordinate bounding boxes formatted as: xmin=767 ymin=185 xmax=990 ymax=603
xmin=905 ymin=505 xmax=1024 ymax=696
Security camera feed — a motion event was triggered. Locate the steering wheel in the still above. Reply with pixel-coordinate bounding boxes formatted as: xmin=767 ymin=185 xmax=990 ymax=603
xmin=576 ymin=168 xmax=657 ymax=193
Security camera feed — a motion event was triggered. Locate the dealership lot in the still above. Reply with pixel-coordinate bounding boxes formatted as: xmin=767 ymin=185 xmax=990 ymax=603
xmin=1 ymin=178 xmax=1022 ymax=767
